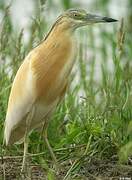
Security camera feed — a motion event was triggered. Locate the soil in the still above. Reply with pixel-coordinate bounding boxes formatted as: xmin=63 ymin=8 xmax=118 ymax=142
xmin=0 ymin=156 xmax=132 ymax=180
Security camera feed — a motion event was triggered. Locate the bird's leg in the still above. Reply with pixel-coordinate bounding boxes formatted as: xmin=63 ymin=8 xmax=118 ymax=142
xmin=21 ymin=135 xmax=29 ymax=173
xmin=43 ymin=120 xmax=59 ymax=170
xmin=37 ymin=122 xmax=46 ymax=153
xmin=21 ymin=108 xmax=34 ymax=173
xmin=44 ymin=128 xmax=57 ymax=164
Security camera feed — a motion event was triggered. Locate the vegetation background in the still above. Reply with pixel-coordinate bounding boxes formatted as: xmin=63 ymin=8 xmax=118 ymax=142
xmin=0 ymin=0 xmax=132 ymax=179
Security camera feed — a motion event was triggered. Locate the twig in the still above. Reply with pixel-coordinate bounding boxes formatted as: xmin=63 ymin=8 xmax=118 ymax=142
xmin=0 ymin=144 xmax=86 ymax=160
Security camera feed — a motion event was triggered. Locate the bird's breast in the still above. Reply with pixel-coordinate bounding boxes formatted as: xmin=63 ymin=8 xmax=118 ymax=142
xmin=31 ymin=34 xmax=76 ymax=105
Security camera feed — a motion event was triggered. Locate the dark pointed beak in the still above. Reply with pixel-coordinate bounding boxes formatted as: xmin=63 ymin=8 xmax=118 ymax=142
xmin=100 ymin=16 xmax=118 ymax=23
xmin=85 ymin=13 xmax=118 ymax=23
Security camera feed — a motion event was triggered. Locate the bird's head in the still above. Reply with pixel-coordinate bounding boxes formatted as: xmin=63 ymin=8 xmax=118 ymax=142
xmin=54 ymin=9 xmax=117 ymax=31
xmin=45 ymin=9 xmax=118 ymax=40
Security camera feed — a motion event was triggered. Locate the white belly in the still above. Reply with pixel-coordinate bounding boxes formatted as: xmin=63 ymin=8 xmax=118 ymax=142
xmin=30 ymin=98 xmax=59 ymax=130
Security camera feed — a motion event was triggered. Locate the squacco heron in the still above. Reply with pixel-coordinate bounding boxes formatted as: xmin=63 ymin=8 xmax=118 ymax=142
xmin=4 ymin=9 xmax=117 ymax=171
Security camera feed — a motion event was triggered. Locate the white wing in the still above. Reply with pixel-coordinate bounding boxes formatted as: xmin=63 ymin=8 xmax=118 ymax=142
xmin=4 ymin=54 xmax=34 ymax=145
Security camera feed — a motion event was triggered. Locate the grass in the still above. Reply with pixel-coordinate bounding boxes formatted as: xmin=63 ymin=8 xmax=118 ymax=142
xmin=0 ymin=1 xmax=132 ymax=179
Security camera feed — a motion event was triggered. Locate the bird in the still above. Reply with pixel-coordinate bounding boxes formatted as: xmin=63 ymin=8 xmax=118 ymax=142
xmin=4 ymin=9 xmax=117 ymax=172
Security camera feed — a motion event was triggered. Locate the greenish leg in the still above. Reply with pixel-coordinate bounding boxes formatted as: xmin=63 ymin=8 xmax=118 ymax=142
xmin=21 ymin=135 xmax=29 ymax=173
xmin=21 ymin=107 xmax=34 ymax=173
xmin=44 ymin=128 xmax=57 ymax=165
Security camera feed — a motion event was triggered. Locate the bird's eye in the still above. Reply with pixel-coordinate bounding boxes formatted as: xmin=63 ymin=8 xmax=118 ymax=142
xmin=74 ymin=13 xmax=78 ymax=17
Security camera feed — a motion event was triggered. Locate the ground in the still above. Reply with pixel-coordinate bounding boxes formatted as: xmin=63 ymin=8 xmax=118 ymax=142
xmin=0 ymin=156 xmax=132 ymax=180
